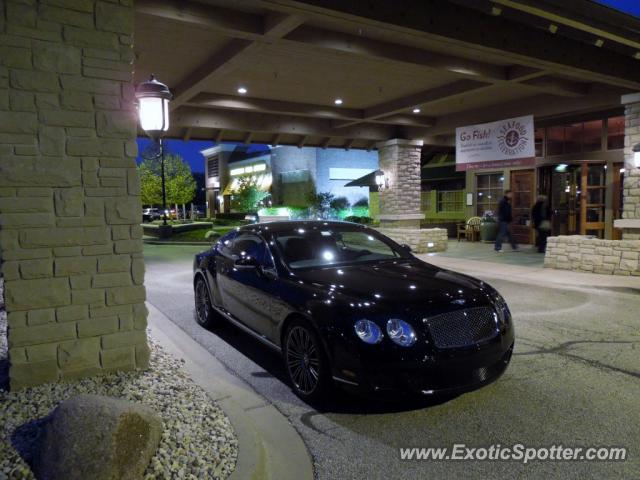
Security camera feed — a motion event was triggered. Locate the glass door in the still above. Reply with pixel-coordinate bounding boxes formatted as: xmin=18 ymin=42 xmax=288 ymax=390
xmin=581 ymin=163 xmax=606 ymax=238
xmin=548 ymin=165 xmax=581 ymax=236
xmin=510 ymin=169 xmax=535 ymax=244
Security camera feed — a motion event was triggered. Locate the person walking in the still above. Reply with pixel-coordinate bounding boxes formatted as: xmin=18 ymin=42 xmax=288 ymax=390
xmin=495 ymin=190 xmax=518 ymax=252
xmin=532 ymin=194 xmax=552 ymax=253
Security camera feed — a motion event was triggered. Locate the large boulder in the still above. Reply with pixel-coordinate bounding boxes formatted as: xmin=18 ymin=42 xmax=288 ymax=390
xmin=33 ymin=394 xmax=162 ymax=480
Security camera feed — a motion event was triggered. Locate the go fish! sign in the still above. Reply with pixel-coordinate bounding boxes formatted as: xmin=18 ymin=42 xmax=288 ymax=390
xmin=455 ymin=115 xmax=535 ymax=171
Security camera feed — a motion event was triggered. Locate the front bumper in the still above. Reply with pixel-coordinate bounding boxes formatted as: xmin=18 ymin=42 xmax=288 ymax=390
xmin=329 ymin=325 xmax=514 ymax=397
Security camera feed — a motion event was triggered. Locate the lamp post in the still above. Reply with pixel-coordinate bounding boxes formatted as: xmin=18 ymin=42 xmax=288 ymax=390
xmin=135 ymin=75 xmax=172 ymax=225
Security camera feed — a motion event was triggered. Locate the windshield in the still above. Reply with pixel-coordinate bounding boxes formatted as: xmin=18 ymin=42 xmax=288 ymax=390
xmin=273 ymin=226 xmax=409 ymax=269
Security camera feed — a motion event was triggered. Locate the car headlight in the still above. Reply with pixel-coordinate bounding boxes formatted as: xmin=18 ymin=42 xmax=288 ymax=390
xmin=386 ymin=319 xmax=417 ymax=347
xmin=354 ymin=319 xmax=383 ymax=344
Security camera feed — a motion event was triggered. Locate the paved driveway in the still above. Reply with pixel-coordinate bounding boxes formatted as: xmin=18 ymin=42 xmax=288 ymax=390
xmin=143 ymin=244 xmax=640 ymax=480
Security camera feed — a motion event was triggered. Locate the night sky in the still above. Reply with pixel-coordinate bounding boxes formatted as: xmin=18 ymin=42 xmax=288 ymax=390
xmin=135 ymin=138 xmax=270 ymax=173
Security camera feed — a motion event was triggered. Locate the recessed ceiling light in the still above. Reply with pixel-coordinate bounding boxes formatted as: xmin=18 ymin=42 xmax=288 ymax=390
xmin=412 ymin=108 xmax=421 ymax=114
xmin=334 ymin=98 xmax=343 ymax=105
xmin=237 ymin=86 xmax=247 ymax=94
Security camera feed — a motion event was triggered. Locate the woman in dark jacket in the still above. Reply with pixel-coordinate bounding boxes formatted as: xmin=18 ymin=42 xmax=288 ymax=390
xmin=531 ymin=195 xmax=552 ymax=253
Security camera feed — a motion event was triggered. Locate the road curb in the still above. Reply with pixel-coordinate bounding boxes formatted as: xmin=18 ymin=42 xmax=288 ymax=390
xmin=146 ymin=302 xmax=314 ymax=480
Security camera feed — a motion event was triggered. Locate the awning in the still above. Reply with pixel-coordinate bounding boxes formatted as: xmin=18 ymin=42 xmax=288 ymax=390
xmin=345 ymin=171 xmax=378 ymax=187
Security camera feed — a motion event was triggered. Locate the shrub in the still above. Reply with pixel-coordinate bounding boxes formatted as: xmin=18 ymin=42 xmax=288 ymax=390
xmin=353 ymin=197 xmax=369 ymax=207
xmin=330 ymin=196 xmax=350 ymax=211
xmin=344 ymin=215 xmax=373 ymax=224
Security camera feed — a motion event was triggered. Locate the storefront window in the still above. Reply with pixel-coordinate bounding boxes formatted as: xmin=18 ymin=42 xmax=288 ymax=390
xmin=534 ymin=128 xmax=544 ymax=157
xmin=476 ymin=173 xmax=504 ymax=217
xmin=546 ymin=126 xmax=564 ymax=156
xmin=545 ymin=120 xmax=604 ymax=155
xmin=607 ymin=116 xmax=624 ymax=150
xmin=583 ymin=120 xmax=603 ymax=152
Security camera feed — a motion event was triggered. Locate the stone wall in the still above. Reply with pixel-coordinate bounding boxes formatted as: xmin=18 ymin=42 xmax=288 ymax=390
xmin=544 ymin=236 xmax=640 ymax=275
xmin=0 ymin=0 xmax=149 ymax=389
xmin=376 ymin=227 xmax=448 ymax=253
xmin=620 ymin=94 xmax=640 ymax=240
xmin=377 ymin=139 xmax=424 ymax=228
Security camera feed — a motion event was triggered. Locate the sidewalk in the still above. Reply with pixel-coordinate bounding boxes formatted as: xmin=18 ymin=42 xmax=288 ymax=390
xmin=417 ymin=240 xmax=639 ymax=290
xmin=146 ymin=303 xmax=314 ymax=480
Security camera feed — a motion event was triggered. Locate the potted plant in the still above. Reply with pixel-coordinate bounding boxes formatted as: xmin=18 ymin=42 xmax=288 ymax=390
xmin=480 ymin=210 xmax=498 ymax=242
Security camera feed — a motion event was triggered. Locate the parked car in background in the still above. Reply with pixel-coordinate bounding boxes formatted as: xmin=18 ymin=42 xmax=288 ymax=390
xmin=193 ymin=221 xmax=514 ymax=404
xmin=142 ymin=207 xmax=161 ymax=222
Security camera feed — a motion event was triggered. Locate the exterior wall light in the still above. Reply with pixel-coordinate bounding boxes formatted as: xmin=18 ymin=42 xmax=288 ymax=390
xmin=375 ymin=170 xmax=389 ymax=191
xmin=135 ymin=74 xmax=172 ymax=226
xmin=633 ymin=143 xmax=640 ymax=168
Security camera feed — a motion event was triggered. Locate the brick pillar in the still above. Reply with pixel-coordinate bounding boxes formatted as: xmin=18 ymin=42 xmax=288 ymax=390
xmin=0 ymin=0 xmax=149 ymax=389
xmin=376 ymin=139 xmax=424 ymax=228
xmin=616 ymin=93 xmax=640 ymax=240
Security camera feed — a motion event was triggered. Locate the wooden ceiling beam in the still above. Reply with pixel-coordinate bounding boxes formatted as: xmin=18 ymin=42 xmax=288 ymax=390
xmin=181 ymin=127 xmax=192 ymax=142
xmin=173 ymin=107 xmax=396 ymax=141
xmin=297 ymin=135 xmax=308 ymax=148
xmin=334 ymin=80 xmax=490 ymax=129
xmin=136 ymin=0 xmax=640 ymax=92
xmin=285 ymin=0 xmax=640 ymax=90
xmin=412 ymin=87 xmax=626 ymax=137
xmin=186 ymin=93 xmax=436 ymax=127
xmin=320 ymin=137 xmax=332 ymax=149
xmin=166 ymin=9 xmax=304 ymax=111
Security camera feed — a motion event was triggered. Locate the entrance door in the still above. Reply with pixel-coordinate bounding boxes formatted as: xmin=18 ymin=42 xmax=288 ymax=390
xmin=510 ymin=169 xmax=535 ymax=244
xmin=580 ymin=163 xmax=606 ymax=238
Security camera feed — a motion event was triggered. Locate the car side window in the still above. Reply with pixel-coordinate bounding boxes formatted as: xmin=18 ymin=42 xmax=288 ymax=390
xmin=231 ymin=233 xmax=275 ymax=269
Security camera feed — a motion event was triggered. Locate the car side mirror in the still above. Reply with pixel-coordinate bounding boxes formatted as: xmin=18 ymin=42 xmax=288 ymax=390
xmin=235 ymin=256 xmax=259 ymax=269
xmin=400 ymin=243 xmax=413 ymax=253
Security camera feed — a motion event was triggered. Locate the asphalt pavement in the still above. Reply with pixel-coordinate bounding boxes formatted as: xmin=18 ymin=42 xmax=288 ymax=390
xmin=143 ymin=243 xmax=640 ymax=480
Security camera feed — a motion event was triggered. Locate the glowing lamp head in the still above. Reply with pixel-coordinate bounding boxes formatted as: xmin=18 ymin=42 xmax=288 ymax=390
xmin=135 ymin=75 xmax=172 ymax=137
xmin=375 ymin=170 xmax=387 ymax=190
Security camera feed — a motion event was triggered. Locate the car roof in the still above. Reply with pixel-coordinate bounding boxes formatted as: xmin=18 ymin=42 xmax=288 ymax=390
xmin=240 ymin=220 xmax=368 ymax=233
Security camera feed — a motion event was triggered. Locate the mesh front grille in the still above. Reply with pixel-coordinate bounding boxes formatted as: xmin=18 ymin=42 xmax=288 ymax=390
xmin=427 ymin=307 xmax=498 ymax=349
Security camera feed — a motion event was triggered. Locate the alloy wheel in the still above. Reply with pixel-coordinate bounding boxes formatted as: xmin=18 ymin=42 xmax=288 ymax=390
xmin=195 ymin=278 xmax=213 ymax=327
xmin=286 ymin=326 xmax=321 ymax=395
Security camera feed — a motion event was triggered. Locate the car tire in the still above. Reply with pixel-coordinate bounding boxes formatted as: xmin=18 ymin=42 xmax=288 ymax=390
xmin=194 ymin=276 xmax=216 ymax=329
xmin=283 ymin=320 xmax=332 ymax=404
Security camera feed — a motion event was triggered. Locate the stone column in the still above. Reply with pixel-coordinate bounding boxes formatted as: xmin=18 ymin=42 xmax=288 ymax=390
xmin=376 ymin=139 xmax=424 ymax=228
xmin=0 ymin=0 xmax=149 ymax=389
xmin=373 ymin=139 xmax=447 ymax=252
xmin=616 ymin=93 xmax=640 ymax=240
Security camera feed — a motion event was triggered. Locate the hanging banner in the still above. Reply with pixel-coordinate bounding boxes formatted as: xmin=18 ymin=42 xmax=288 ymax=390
xmin=456 ymin=115 xmax=535 ymax=171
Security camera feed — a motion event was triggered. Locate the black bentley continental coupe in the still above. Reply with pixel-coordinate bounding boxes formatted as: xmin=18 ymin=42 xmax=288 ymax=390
xmin=193 ymin=221 xmax=514 ymax=403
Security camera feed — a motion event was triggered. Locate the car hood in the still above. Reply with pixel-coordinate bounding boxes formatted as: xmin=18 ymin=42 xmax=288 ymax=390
xmin=292 ymin=259 xmax=495 ymax=311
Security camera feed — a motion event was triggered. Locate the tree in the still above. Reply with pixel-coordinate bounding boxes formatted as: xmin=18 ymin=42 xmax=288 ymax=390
xmin=137 ymin=154 xmax=196 ymax=215
xmin=138 ymin=158 xmax=162 ymax=206
xmin=231 ymin=176 xmax=269 ymax=212
xmin=164 ymin=154 xmax=196 ymax=207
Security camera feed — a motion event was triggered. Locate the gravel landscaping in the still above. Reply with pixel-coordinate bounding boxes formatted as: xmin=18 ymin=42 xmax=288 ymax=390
xmin=0 ymin=283 xmax=238 ymax=479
